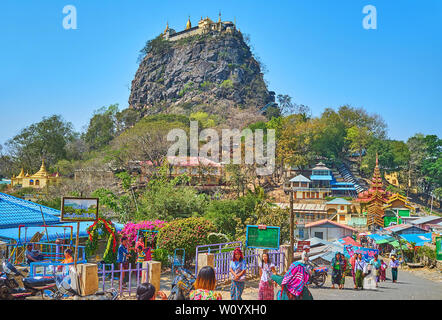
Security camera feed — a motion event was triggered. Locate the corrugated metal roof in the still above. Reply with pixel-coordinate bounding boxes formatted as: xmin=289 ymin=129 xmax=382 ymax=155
xmin=0 ymin=192 xmax=60 ymax=229
xmin=305 ymin=219 xmax=357 ymax=232
xmin=289 ymin=175 xmax=311 ymax=183
xmin=326 ymin=198 xmax=352 ymax=205
xmin=410 ymin=216 xmax=442 ymax=225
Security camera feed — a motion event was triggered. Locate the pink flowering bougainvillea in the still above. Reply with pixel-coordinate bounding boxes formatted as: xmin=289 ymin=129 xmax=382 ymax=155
xmin=119 ymin=220 xmax=167 ymax=246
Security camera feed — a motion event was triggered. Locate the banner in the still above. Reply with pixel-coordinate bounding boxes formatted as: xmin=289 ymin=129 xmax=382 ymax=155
xmin=343 ymin=245 xmax=378 ymax=261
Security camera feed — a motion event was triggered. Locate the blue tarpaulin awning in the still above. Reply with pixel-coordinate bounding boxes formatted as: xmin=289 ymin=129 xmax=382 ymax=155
xmin=0 ymin=221 xmax=125 ymax=243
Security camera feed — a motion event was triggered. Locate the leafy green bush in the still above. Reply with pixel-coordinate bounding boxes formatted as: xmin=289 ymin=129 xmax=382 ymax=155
xmin=156 ymin=217 xmax=217 ymax=263
xmin=152 ymin=248 xmax=171 ymax=268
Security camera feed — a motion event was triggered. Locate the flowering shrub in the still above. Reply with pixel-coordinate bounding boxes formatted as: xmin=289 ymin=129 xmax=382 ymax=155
xmin=119 ymin=220 xmax=167 ymax=247
xmin=156 ymin=217 xmax=217 ymax=263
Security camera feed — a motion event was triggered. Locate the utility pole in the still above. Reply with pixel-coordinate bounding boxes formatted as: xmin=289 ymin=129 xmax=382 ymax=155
xmin=430 ymin=192 xmax=434 ymax=214
xmin=288 ymin=188 xmax=294 ymax=266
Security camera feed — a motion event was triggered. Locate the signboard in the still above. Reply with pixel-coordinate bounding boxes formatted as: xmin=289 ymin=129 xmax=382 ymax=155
xmin=436 ymin=236 xmax=442 ymax=261
xmin=246 ymin=225 xmax=280 ymax=249
xmin=343 ymin=245 xmax=379 ymax=262
xmin=296 ymin=240 xmax=311 ymax=252
xmin=61 ymin=197 xmax=99 ymax=222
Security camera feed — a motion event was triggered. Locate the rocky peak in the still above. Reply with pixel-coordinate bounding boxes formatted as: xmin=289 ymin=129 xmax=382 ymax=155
xmin=129 ymin=31 xmax=274 ymax=118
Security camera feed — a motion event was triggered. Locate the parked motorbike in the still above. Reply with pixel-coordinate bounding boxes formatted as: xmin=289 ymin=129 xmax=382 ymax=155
xmin=307 ymin=261 xmax=328 ymax=287
xmin=51 ymin=272 xmax=118 ymax=300
xmin=168 ymin=267 xmax=196 ymax=300
xmin=0 ymin=261 xmax=57 ymax=300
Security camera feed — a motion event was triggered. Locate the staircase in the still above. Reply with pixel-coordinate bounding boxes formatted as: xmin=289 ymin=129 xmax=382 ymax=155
xmin=337 ymin=162 xmax=367 ymax=194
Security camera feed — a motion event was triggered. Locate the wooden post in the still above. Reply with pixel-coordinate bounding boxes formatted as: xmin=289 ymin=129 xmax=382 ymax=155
xmin=148 ymin=261 xmax=161 ymax=292
xmin=197 ymin=253 xmax=215 ymax=275
xmin=288 ymin=189 xmax=294 ymax=266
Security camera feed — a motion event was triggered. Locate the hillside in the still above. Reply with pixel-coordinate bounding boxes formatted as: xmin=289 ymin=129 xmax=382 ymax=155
xmin=128 ymin=30 xmax=275 ymax=119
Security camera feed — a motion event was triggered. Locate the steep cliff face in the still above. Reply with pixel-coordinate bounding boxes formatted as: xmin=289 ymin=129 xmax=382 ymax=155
xmin=129 ymin=31 xmax=274 ymax=118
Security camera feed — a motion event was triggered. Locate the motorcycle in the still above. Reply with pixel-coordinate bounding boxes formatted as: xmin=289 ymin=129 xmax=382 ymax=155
xmin=51 ymin=271 xmax=118 ymax=300
xmin=0 ymin=261 xmax=57 ymax=300
xmin=168 ymin=267 xmax=196 ymax=300
xmin=307 ymin=261 xmax=328 ymax=287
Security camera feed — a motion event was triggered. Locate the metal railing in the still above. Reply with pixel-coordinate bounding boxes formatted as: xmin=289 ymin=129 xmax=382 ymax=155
xmin=196 ymin=242 xmax=285 ymax=283
xmin=97 ymin=263 xmax=149 ymax=297
xmin=7 ymin=242 xmax=86 ymax=265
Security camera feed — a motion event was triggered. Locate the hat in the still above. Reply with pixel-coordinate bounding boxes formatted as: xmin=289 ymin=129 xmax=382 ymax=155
xmin=271 ymin=274 xmax=284 ymax=286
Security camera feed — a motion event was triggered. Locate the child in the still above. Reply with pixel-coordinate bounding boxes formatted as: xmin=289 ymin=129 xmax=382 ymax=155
xmin=258 ymin=253 xmax=276 ymax=300
xmin=136 ymin=245 xmax=146 ymax=267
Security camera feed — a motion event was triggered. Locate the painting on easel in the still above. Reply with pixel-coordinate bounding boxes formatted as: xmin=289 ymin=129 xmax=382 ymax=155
xmin=61 ymin=197 xmax=99 ymax=222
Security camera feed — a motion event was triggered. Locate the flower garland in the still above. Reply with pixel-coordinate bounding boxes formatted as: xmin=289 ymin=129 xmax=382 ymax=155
xmin=86 ymin=218 xmax=118 ymax=263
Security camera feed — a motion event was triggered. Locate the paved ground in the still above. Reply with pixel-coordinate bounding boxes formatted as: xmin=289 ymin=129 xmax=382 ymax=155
xmin=156 ymin=268 xmax=442 ymax=300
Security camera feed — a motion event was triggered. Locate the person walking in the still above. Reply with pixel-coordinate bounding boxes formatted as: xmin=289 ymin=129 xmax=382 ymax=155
xmin=278 ymin=260 xmax=313 ymax=300
xmin=229 ymin=248 xmax=246 ymax=300
xmin=331 ymin=252 xmax=342 ymax=289
xmin=349 ymin=253 xmax=357 ymax=289
xmin=339 ymin=253 xmax=347 ymax=290
xmin=354 ymin=253 xmax=366 ymax=290
xmin=379 ymin=259 xmax=387 ymax=282
xmin=258 ymin=252 xmax=276 ymax=300
xmin=369 ymin=254 xmax=381 ymax=287
xmin=390 ymin=255 xmax=400 ymax=283
xmin=190 ymin=266 xmax=222 ymax=300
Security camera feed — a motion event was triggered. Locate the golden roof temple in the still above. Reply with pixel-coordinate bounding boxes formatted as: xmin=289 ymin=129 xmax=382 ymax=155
xmin=163 ymin=13 xmax=238 ymax=42
xmin=11 ymin=159 xmax=60 ymax=189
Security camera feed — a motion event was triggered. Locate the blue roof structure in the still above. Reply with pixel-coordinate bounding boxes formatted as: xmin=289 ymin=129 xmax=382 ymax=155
xmin=0 ymin=221 xmax=125 ymax=243
xmin=0 ymin=192 xmax=61 ymax=229
xmin=326 ymin=198 xmax=352 ymax=205
xmin=310 ymin=175 xmax=332 ymax=181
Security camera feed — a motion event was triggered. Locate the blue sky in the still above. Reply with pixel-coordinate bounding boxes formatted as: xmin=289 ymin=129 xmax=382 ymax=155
xmin=0 ymin=0 xmax=441 ymax=147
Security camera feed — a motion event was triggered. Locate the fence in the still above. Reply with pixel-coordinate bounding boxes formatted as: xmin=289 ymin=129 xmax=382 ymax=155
xmin=97 ymin=263 xmax=149 ymax=297
xmin=29 ymin=262 xmax=149 ymax=297
xmin=195 ymin=242 xmax=285 ymax=283
xmin=7 ymin=242 xmax=86 ymax=265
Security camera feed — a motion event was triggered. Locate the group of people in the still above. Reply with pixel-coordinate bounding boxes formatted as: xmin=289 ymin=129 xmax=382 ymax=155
xmin=25 ymin=243 xmax=74 ymax=273
xmin=135 ymin=246 xmax=313 ymax=301
xmin=346 ymin=252 xmax=400 ymax=290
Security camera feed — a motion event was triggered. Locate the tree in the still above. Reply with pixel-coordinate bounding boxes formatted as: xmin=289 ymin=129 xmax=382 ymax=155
xmin=84 ymin=104 xmax=119 ymax=151
xmin=110 ymin=117 xmax=189 ymax=170
xmin=337 ymin=105 xmax=387 ymax=139
xmin=6 ymin=115 xmax=75 ymax=170
xmin=312 ymin=109 xmax=347 ymax=161
xmin=277 ymin=115 xmax=316 ymax=171
xmin=346 ymin=125 xmax=373 ymax=173
xmin=277 ymin=94 xmax=311 ymax=119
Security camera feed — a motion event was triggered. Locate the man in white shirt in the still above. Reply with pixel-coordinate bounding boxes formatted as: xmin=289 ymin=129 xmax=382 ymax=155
xmin=301 ymin=245 xmax=310 ymax=263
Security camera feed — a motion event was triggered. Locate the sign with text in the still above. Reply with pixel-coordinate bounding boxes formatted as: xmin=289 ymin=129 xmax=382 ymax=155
xmin=436 ymin=236 xmax=442 ymax=261
xmin=296 ymin=241 xmax=311 ymax=252
xmin=61 ymin=197 xmax=99 ymax=222
xmin=246 ymin=225 xmax=280 ymax=250
xmin=343 ymin=245 xmax=379 ymax=262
